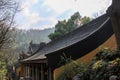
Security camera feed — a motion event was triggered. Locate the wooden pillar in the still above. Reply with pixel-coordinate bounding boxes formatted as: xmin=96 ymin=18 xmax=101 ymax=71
xmin=38 ymin=65 xmax=41 ymax=80
xmin=30 ymin=65 xmax=32 ymax=79
xmin=48 ymin=68 xmax=52 ymax=80
xmin=27 ymin=65 xmax=30 ymax=79
xmin=37 ymin=66 xmax=39 ymax=80
xmin=26 ymin=65 xmax=28 ymax=79
xmin=26 ymin=65 xmax=29 ymax=79
xmin=24 ymin=65 xmax=25 ymax=77
xmin=24 ymin=65 xmax=27 ymax=78
xmin=35 ymin=65 xmax=38 ymax=80
xmin=32 ymin=65 xmax=34 ymax=80
xmin=41 ymin=64 xmax=44 ymax=80
xmin=33 ymin=65 xmax=35 ymax=80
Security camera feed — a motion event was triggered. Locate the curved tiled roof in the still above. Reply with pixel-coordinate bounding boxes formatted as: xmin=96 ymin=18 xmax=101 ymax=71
xmin=22 ymin=14 xmax=113 ymax=69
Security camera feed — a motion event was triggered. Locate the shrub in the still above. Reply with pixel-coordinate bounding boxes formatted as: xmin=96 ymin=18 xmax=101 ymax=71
xmin=56 ymin=54 xmax=86 ymax=80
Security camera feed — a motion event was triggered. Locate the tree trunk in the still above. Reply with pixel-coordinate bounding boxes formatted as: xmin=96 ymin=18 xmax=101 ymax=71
xmin=107 ymin=0 xmax=120 ymax=50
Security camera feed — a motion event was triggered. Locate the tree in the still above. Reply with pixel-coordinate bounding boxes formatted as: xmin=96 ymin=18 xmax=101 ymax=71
xmin=49 ymin=12 xmax=81 ymax=40
xmin=66 ymin=12 xmax=81 ymax=32
xmin=81 ymin=16 xmax=91 ymax=24
xmin=48 ymin=20 xmax=67 ymax=40
xmin=0 ymin=0 xmax=19 ymax=79
xmin=0 ymin=0 xmax=18 ymax=50
xmin=107 ymin=0 xmax=120 ymax=50
xmin=48 ymin=12 xmax=91 ymax=41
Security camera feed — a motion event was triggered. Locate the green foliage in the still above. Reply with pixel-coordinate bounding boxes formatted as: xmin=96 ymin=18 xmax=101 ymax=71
xmin=56 ymin=54 xmax=86 ymax=80
xmin=0 ymin=60 xmax=7 ymax=80
xmin=82 ymin=48 xmax=120 ymax=80
xmin=49 ymin=20 xmax=68 ymax=40
xmin=48 ymin=12 xmax=92 ymax=40
xmin=81 ymin=16 xmax=91 ymax=24
xmin=66 ymin=12 xmax=81 ymax=32
xmin=0 ymin=50 xmax=18 ymax=80
xmin=0 ymin=50 xmax=18 ymax=66
xmin=49 ymin=12 xmax=81 ymax=40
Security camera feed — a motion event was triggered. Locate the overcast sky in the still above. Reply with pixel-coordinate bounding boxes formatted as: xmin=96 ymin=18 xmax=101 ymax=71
xmin=15 ymin=0 xmax=112 ymax=30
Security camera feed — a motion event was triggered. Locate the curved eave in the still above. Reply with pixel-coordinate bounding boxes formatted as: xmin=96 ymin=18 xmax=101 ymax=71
xmin=21 ymin=54 xmax=46 ymax=63
xmin=46 ymin=18 xmax=113 ymax=69
xmin=21 ymin=58 xmax=47 ymax=64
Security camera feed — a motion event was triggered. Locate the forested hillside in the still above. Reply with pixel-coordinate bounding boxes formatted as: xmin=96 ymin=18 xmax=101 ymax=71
xmin=15 ymin=28 xmax=54 ymax=52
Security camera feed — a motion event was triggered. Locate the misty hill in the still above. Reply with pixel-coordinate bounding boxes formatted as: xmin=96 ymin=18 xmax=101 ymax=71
xmin=15 ymin=28 xmax=54 ymax=52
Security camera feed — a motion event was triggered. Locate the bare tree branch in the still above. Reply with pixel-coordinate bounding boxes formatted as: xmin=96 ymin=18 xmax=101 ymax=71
xmin=0 ymin=0 xmax=19 ymax=50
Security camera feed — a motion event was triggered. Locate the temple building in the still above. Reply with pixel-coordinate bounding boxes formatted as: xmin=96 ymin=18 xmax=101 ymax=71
xmin=20 ymin=14 xmax=116 ymax=80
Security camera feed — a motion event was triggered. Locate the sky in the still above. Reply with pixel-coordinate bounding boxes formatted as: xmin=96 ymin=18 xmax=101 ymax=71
xmin=15 ymin=0 xmax=112 ymax=30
